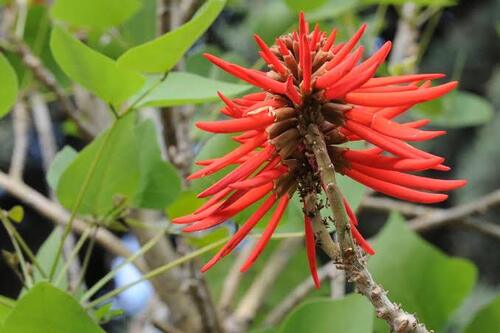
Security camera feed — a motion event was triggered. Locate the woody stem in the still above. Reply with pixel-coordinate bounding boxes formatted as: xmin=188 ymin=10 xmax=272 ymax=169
xmin=305 ymin=123 xmax=431 ymax=333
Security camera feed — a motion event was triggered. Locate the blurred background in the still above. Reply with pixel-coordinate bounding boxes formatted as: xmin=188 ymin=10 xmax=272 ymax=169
xmin=0 ymin=0 xmax=499 ymax=332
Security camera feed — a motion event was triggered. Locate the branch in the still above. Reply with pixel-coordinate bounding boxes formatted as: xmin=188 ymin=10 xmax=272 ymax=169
xmin=263 ymin=263 xmax=340 ymax=327
xmin=30 ymin=92 xmax=83 ymax=290
xmin=0 ymin=170 xmax=146 ymax=272
xmin=133 ymin=212 xmax=204 ymax=333
xmin=226 ymin=238 xmax=302 ymax=333
xmin=361 ymin=194 xmax=500 ymax=241
xmin=9 ymin=101 xmax=30 ymax=179
xmin=6 ymin=36 xmax=94 ymax=138
xmin=305 ymin=123 xmax=431 ymax=333
xmin=218 ymin=239 xmax=255 ymax=315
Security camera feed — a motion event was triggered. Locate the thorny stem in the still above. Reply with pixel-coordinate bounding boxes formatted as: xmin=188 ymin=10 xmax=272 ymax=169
xmin=305 ymin=123 xmax=432 ymax=333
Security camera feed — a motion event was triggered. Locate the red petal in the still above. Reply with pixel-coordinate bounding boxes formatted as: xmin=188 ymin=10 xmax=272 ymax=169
xmin=304 ymin=216 xmax=320 ymax=288
xmin=254 ymin=34 xmax=287 ymax=76
xmin=327 ymin=24 xmax=367 ymax=68
xmin=188 ymin=133 xmax=267 ymax=179
xmin=345 ymin=81 xmax=458 ymax=107
xmin=343 ymin=150 xmax=443 ymax=172
xmin=362 ymin=73 xmax=445 ymax=88
xmin=240 ymin=195 xmax=290 ymax=272
xmin=200 ymin=194 xmax=278 ymax=272
xmin=344 ymin=168 xmax=448 ymax=204
xmin=322 ymin=28 xmax=337 ymax=51
xmin=350 ymin=163 xmax=467 ymax=192
xmin=198 ymin=146 xmax=274 ymax=198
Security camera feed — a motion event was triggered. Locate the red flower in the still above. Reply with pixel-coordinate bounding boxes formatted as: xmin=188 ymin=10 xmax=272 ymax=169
xmin=174 ymin=13 xmax=465 ymax=287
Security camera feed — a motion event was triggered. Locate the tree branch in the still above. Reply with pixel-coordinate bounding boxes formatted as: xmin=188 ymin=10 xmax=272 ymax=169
xmin=9 ymin=100 xmax=30 ymax=180
xmin=5 ymin=35 xmax=94 ymax=138
xmin=0 ymin=170 xmax=146 ymax=272
xmin=225 ymin=238 xmax=302 ymax=333
xmin=263 ymin=263 xmax=340 ymax=327
xmin=305 ymin=123 xmax=431 ymax=333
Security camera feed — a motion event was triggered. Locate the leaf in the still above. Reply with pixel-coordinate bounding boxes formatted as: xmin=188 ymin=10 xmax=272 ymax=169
xmin=463 ymin=295 xmax=500 ymax=333
xmin=166 ymin=191 xmax=204 ymax=220
xmin=2 ymin=282 xmax=104 ymax=333
xmin=33 ymin=228 xmax=67 ymax=289
xmin=133 ymin=120 xmax=181 ymax=209
xmin=413 ymin=91 xmax=494 ymax=128
xmin=284 ymin=0 xmax=328 ymax=12
xmin=7 ymin=206 xmax=24 ymax=223
xmin=361 ymin=0 xmax=456 ymax=5
xmin=47 ymin=146 xmax=78 ymax=191
xmin=50 ymin=26 xmax=145 ymax=104
xmin=57 ymin=115 xmax=141 ymax=215
xmin=279 ymin=295 xmax=374 ymax=333
xmin=57 ymin=116 xmax=182 ymax=215
xmin=121 ymin=0 xmax=157 ymax=46
xmin=306 ymin=0 xmax=362 ymax=21
xmin=0 ymin=52 xmax=18 ymax=118
xmin=369 ymin=213 xmax=477 ymax=332
xmin=137 ymin=72 xmax=250 ymax=107
xmin=117 ymin=0 xmax=226 ymax=73
xmin=51 ymin=0 xmax=141 ymax=29
xmin=0 ymin=296 xmax=14 ymax=327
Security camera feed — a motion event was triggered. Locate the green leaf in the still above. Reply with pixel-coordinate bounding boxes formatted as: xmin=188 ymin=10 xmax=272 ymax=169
xmin=121 ymin=0 xmax=157 ymax=46
xmin=138 ymin=72 xmax=250 ymax=107
xmin=47 ymin=146 xmax=78 ymax=191
xmin=0 ymin=53 xmax=18 ymax=118
xmin=2 ymin=282 xmax=104 ymax=333
xmin=133 ymin=120 xmax=181 ymax=209
xmin=284 ymin=0 xmax=328 ymax=12
xmin=190 ymin=134 xmax=239 ymax=194
xmin=413 ymin=91 xmax=494 ymax=128
xmin=166 ymin=191 xmax=204 ymax=220
xmin=50 ymin=26 xmax=145 ymax=104
xmin=33 ymin=228 xmax=67 ymax=289
xmin=361 ymin=0 xmax=456 ymax=5
xmin=57 ymin=116 xmax=182 ymax=215
xmin=117 ymin=0 xmax=226 ymax=73
xmin=0 ymin=296 xmax=14 ymax=328
xmin=306 ymin=0 xmax=362 ymax=21
xmin=463 ymin=296 xmax=500 ymax=333
xmin=51 ymin=0 xmax=141 ymax=29
xmin=57 ymin=115 xmax=141 ymax=215
xmin=279 ymin=295 xmax=374 ymax=333
xmin=7 ymin=206 xmax=24 ymax=223
xmin=369 ymin=213 xmax=477 ymax=332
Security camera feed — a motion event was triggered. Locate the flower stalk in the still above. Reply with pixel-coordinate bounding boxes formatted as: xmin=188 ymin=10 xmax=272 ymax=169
xmin=305 ymin=122 xmax=431 ymax=333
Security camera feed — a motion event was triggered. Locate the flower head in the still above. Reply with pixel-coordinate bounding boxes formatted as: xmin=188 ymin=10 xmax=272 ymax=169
xmin=174 ymin=13 xmax=465 ymax=287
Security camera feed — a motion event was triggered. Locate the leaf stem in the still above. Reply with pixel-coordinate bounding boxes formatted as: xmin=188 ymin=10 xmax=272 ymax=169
xmin=80 ymin=228 xmax=167 ymax=303
xmin=0 ymin=211 xmax=33 ymax=287
xmin=85 ymin=237 xmax=228 ymax=309
xmin=0 ymin=214 xmax=47 ymax=278
xmin=54 ymin=225 xmax=94 ymax=287
xmin=48 ymin=122 xmax=116 ymax=280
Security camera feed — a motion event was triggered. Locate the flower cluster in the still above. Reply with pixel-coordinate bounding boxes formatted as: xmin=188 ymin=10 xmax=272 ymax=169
xmin=174 ymin=13 xmax=465 ymax=287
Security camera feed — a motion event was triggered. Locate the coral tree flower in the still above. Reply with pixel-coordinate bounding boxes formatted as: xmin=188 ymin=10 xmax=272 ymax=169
xmin=174 ymin=13 xmax=465 ymax=288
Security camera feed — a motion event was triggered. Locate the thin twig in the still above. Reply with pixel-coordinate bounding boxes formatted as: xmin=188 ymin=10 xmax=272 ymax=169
xmin=218 ymin=239 xmax=256 ymax=315
xmin=30 ymin=92 xmax=83 ymax=290
xmin=5 ymin=36 xmax=94 ymax=138
xmin=0 ymin=170 xmax=145 ymax=271
xmin=263 ymin=263 xmax=339 ymax=327
xmin=361 ymin=194 xmax=500 ymax=240
xmin=9 ymin=101 xmax=30 ymax=180
xmin=225 ymin=238 xmax=303 ymax=333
